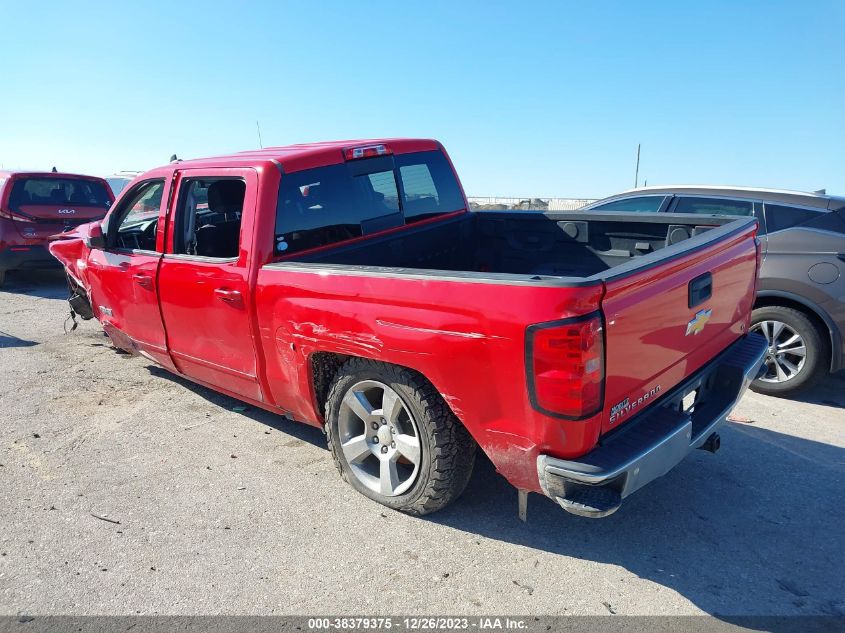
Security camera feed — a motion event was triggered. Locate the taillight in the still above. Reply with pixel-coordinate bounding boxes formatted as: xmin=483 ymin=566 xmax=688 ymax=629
xmin=527 ymin=313 xmax=605 ymax=419
xmin=344 ymin=144 xmax=392 ymax=160
xmin=0 ymin=208 xmax=35 ymax=222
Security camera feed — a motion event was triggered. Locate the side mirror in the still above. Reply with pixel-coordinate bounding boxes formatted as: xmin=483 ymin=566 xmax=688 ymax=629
xmin=85 ymin=223 xmax=106 ymax=250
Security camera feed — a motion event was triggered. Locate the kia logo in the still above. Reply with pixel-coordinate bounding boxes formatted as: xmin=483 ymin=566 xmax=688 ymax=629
xmin=58 ymin=209 xmax=76 ymax=214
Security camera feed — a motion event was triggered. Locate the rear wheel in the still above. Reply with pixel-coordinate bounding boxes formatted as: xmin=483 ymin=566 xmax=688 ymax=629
xmin=749 ymin=306 xmax=828 ymax=396
xmin=325 ymin=358 xmax=476 ymax=515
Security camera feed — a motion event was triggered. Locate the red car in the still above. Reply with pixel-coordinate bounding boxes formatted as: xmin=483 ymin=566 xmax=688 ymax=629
xmin=0 ymin=171 xmax=114 ymax=286
xmin=49 ymin=139 xmax=767 ymax=518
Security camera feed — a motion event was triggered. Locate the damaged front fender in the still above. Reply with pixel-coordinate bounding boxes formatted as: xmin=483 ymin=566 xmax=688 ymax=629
xmin=48 ymin=225 xmax=96 ymax=321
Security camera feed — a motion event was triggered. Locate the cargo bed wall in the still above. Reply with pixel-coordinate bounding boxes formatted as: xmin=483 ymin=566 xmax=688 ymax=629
xmin=299 ymin=212 xmax=735 ymax=278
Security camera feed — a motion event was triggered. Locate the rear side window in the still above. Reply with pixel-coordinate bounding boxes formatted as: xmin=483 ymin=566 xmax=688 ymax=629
xmin=592 ymin=196 xmax=665 ymax=213
xmin=673 ymin=197 xmax=753 ymax=216
xmin=173 ymin=178 xmax=245 ymax=259
xmin=275 ymin=151 xmax=465 ymax=255
xmin=763 ymin=204 xmax=825 ymax=233
xmin=9 ymin=178 xmax=111 ymax=210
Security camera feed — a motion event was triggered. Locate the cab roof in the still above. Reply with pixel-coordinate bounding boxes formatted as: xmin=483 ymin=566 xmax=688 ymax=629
xmin=165 ymin=138 xmax=442 ymax=174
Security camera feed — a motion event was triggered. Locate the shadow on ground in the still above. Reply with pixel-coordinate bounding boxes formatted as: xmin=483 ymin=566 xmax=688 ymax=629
xmin=145 ymin=362 xmax=845 ymax=617
xmin=430 ymin=421 xmax=845 ymax=618
xmin=145 ymin=365 xmax=326 ymax=448
xmin=0 ymin=269 xmax=67 ymax=299
xmin=786 ymin=370 xmax=845 ymax=409
xmin=0 ymin=330 xmax=38 ymax=348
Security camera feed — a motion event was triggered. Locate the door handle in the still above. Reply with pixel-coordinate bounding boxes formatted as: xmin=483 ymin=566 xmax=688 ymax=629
xmin=214 ymin=288 xmax=243 ymax=305
xmin=132 ymin=273 xmax=153 ymax=289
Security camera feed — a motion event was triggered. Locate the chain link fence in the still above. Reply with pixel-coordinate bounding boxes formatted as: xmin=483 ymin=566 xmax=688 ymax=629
xmin=467 ymin=196 xmax=597 ymax=211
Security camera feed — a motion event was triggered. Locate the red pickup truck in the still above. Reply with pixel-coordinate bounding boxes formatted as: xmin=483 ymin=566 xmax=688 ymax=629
xmin=49 ymin=139 xmax=767 ymax=518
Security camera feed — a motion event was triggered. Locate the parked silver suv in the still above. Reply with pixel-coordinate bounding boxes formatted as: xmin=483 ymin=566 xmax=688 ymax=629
xmin=584 ymin=185 xmax=845 ymax=396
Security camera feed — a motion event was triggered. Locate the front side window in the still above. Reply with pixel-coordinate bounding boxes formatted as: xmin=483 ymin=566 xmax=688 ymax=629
xmin=592 ymin=196 xmax=666 ymax=213
xmin=173 ymin=178 xmax=245 ymax=259
xmin=673 ymin=196 xmax=753 ymax=216
xmin=110 ymin=180 xmax=165 ymax=252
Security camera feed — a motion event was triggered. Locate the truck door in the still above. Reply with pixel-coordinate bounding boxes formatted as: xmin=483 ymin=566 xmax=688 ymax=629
xmin=86 ymin=178 xmax=174 ymax=370
xmin=156 ymin=168 xmax=262 ymax=401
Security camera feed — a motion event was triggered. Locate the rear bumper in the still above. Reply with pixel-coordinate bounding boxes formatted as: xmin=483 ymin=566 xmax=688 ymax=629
xmin=0 ymin=245 xmax=59 ymax=271
xmin=536 ymin=333 xmax=768 ymax=518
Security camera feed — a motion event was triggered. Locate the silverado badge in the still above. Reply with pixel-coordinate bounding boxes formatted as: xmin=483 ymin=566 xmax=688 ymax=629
xmin=686 ymin=308 xmax=712 ymax=336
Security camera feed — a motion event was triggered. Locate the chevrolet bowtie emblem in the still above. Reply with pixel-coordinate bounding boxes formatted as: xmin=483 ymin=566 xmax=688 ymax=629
xmin=686 ymin=308 xmax=712 ymax=336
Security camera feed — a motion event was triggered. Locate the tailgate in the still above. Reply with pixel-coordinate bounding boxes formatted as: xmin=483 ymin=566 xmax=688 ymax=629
xmin=599 ymin=218 xmax=759 ymax=435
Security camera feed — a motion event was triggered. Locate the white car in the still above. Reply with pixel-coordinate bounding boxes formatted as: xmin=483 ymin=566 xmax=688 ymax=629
xmin=105 ymin=171 xmax=142 ymax=197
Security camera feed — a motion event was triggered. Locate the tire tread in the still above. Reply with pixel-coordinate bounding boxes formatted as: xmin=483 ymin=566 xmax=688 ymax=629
xmin=325 ymin=357 xmax=476 ymax=515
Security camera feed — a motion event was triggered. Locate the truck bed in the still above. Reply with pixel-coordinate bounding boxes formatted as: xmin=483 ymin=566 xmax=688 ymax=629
xmin=263 ymin=210 xmax=758 ymax=457
xmin=284 ymin=211 xmax=748 ymax=282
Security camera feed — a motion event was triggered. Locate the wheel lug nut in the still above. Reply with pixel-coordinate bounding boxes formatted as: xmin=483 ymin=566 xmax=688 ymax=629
xmin=371 ymin=422 xmax=379 ymax=430
xmin=381 ymin=446 xmax=388 ymax=454
xmin=373 ymin=437 xmax=379 ymax=444
xmin=390 ymin=442 xmax=396 ymax=448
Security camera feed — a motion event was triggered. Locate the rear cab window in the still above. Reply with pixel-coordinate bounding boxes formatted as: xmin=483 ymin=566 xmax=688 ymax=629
xmin=275 ymin=150 xmax=464 ymax=256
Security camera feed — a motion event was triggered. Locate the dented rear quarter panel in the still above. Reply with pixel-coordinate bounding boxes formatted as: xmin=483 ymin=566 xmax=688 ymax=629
xmin=254 ymin=266 xmax=605 ymax=491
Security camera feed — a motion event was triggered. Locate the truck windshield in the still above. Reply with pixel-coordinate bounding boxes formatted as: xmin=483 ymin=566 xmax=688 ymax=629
xmin=275 ymin=150 xmax=464 ymax=255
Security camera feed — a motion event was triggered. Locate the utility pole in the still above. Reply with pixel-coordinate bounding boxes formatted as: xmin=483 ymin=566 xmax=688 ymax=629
xmin=256 ymin=121 xmax=264 ymax=149
xmin=634 ymin=143 xmax=641 ymax=188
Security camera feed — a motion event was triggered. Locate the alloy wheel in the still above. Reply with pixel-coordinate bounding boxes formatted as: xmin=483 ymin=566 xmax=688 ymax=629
xmin=751 ymin=320 xmax=807 ymax=383
xmin=336 ymin=380 xmax=422 ymax=496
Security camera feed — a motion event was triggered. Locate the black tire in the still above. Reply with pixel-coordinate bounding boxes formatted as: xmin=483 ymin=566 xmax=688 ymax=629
xmin=749 ymin=306 xmax=828 ymax=396
xmin=325 ymin=358 xmax=476 ymax=515
xmin=0 ymin=269 xmax=5 ymax=287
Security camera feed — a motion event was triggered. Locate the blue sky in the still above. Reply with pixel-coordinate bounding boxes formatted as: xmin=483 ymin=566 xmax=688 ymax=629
xmin=1 ymin=1 xmax=843 ymax=197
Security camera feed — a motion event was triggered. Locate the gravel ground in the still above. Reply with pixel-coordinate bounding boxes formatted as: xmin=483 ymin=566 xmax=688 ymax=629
xmin=1 ymin=270 xmax=843 ymax=617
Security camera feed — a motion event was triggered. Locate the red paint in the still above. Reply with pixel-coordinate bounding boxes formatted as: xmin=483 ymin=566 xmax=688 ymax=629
xmin=47 ymin=139 xmax=760 ymax=495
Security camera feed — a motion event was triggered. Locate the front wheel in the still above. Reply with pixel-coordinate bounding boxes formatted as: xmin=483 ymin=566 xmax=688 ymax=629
xmin=325 ymin=358 xmax=476 ymax=515
xmin=749 ymin=306 xmax=828 ymax=396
